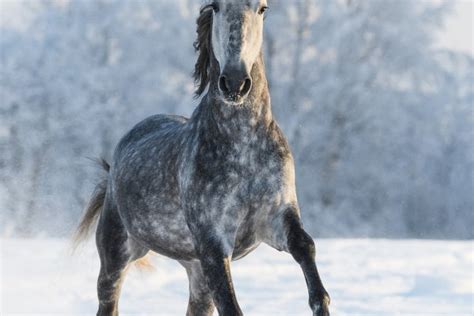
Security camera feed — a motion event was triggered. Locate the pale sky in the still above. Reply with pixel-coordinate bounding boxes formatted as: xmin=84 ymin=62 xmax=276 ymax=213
xmin=435 ymin=0 xmax=473 ymax=55
xmin=0 ymin=0 xmax=472 ymax=55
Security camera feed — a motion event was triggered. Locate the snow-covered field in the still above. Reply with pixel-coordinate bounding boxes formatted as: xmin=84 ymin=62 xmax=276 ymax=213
xmin=1 ymin=238 xmax=472 ymax=315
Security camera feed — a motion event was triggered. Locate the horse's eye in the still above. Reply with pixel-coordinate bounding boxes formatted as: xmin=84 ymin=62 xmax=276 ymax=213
xmin=258 ymin=6 xmax=268 ymax=15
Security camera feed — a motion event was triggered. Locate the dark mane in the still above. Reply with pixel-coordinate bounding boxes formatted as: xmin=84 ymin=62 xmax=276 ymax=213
xmin=193 ymin=5 xmax=213 ymax=97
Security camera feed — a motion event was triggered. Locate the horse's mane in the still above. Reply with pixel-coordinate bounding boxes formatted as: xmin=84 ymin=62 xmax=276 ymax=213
xmin=193 ymin=5 xmax=213 ymax=97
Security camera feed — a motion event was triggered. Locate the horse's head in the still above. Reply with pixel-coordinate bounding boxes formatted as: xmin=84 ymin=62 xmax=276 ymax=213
xmin=194 ymin=0 xmax=268 ymax=103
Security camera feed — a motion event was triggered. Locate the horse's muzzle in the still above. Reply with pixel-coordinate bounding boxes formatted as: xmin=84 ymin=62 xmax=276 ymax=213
xmin=218 ymin=65 xmax=252 ymax=102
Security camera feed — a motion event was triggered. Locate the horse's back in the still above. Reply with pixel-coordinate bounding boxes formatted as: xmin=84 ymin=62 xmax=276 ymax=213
xmin=115 ymin=114 xmax=188 ymax=153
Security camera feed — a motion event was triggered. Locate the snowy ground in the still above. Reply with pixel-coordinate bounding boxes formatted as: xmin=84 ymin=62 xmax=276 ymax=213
xmin=1 ymin=238 xmax=472 ymax=315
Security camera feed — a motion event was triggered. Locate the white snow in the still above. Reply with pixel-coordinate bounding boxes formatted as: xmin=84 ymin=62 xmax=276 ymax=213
xmin=1 ymin=238 xmax=472 ymax=315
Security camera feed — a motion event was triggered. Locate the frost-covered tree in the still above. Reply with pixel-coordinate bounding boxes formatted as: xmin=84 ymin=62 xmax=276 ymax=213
xmin=0 ymin=0 xmax=472 ymax=238
xmin=265 ymin=0 xmax=472 ymax=237
xmin=0 ymin=0 xmax=199 ymax=235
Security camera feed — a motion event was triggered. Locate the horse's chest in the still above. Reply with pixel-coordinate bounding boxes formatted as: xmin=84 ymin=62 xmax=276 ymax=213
xmin=201 ymin=139 xmax=283 ymax=205
xmin=187 ymin=130 xmax=289 ymax=228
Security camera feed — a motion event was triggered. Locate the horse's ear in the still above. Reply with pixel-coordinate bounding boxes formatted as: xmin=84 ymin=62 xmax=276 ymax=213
xmin=193 ymin=6 xmax=213 ymax=97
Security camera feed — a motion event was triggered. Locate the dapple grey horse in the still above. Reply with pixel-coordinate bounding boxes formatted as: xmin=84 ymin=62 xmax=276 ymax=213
xmin=75 ymin=1 xmax=330 ymax=315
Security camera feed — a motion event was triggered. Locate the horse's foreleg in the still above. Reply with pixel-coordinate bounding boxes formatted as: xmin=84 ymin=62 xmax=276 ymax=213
xmin=193 ymin=234 xmax=242 ymax=316
xmin=181 ymin=261 xmax=215 ymax=316
xmin=267 ymin=208 xmax=330 ymax=316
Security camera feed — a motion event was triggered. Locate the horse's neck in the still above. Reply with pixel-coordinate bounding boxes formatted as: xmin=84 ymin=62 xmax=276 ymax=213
xmin=200 ymin=53 xmax=272 ymax=138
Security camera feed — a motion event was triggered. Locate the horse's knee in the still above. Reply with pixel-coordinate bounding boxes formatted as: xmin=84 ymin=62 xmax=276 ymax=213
xmin=186 ymin=295 xmax=214 ymax=316
xmin=284 ymin=211 xmax=316 ymax=263
xmin=289 ymin=230 xmax=315 ymax=263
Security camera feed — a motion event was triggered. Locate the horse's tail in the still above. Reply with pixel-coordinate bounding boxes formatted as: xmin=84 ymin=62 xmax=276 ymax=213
xmin=72 ymin=158 xmax=110 ymax=248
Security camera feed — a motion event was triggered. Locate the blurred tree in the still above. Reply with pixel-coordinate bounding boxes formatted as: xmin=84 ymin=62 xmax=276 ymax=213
xmin=0 ymin=0 xmax=472 ymax=238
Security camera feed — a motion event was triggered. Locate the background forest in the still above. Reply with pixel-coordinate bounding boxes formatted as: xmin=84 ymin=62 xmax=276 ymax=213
xmin=1 ymin=0 xmax=472 ymax=239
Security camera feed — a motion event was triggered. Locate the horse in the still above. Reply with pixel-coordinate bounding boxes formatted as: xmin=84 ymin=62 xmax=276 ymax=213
xmin=74 ymin=1 xmax=330 ymax=315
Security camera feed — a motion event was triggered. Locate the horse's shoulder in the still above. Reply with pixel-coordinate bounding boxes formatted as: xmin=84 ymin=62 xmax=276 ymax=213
xmin=138 ymin=114 xmax=189 ymax=129
xmin=266 ymin=119 xmax=292 ymax=161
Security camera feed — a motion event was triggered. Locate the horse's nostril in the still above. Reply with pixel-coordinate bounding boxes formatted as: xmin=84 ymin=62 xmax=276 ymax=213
xmin=241 ymin=78 xmax=252 ymax=96
xmin=219 ymin=73 xmax=251 ymax=99
xmin=219 ymin=76 xmax=229 ymax=94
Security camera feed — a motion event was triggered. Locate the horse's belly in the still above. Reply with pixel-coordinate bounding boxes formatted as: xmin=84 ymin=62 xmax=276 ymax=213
xmin=232 ymin=239 xmax=261 ymax=260
xmin=122 ymin=206 xmax=197 ymax=260
xmin=230 ymin=214 xmax=264 ymax=260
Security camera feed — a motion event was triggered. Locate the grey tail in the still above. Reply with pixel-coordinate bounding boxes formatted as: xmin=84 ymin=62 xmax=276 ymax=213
xmin=72 ymin=158 xmax=110 ymax=248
